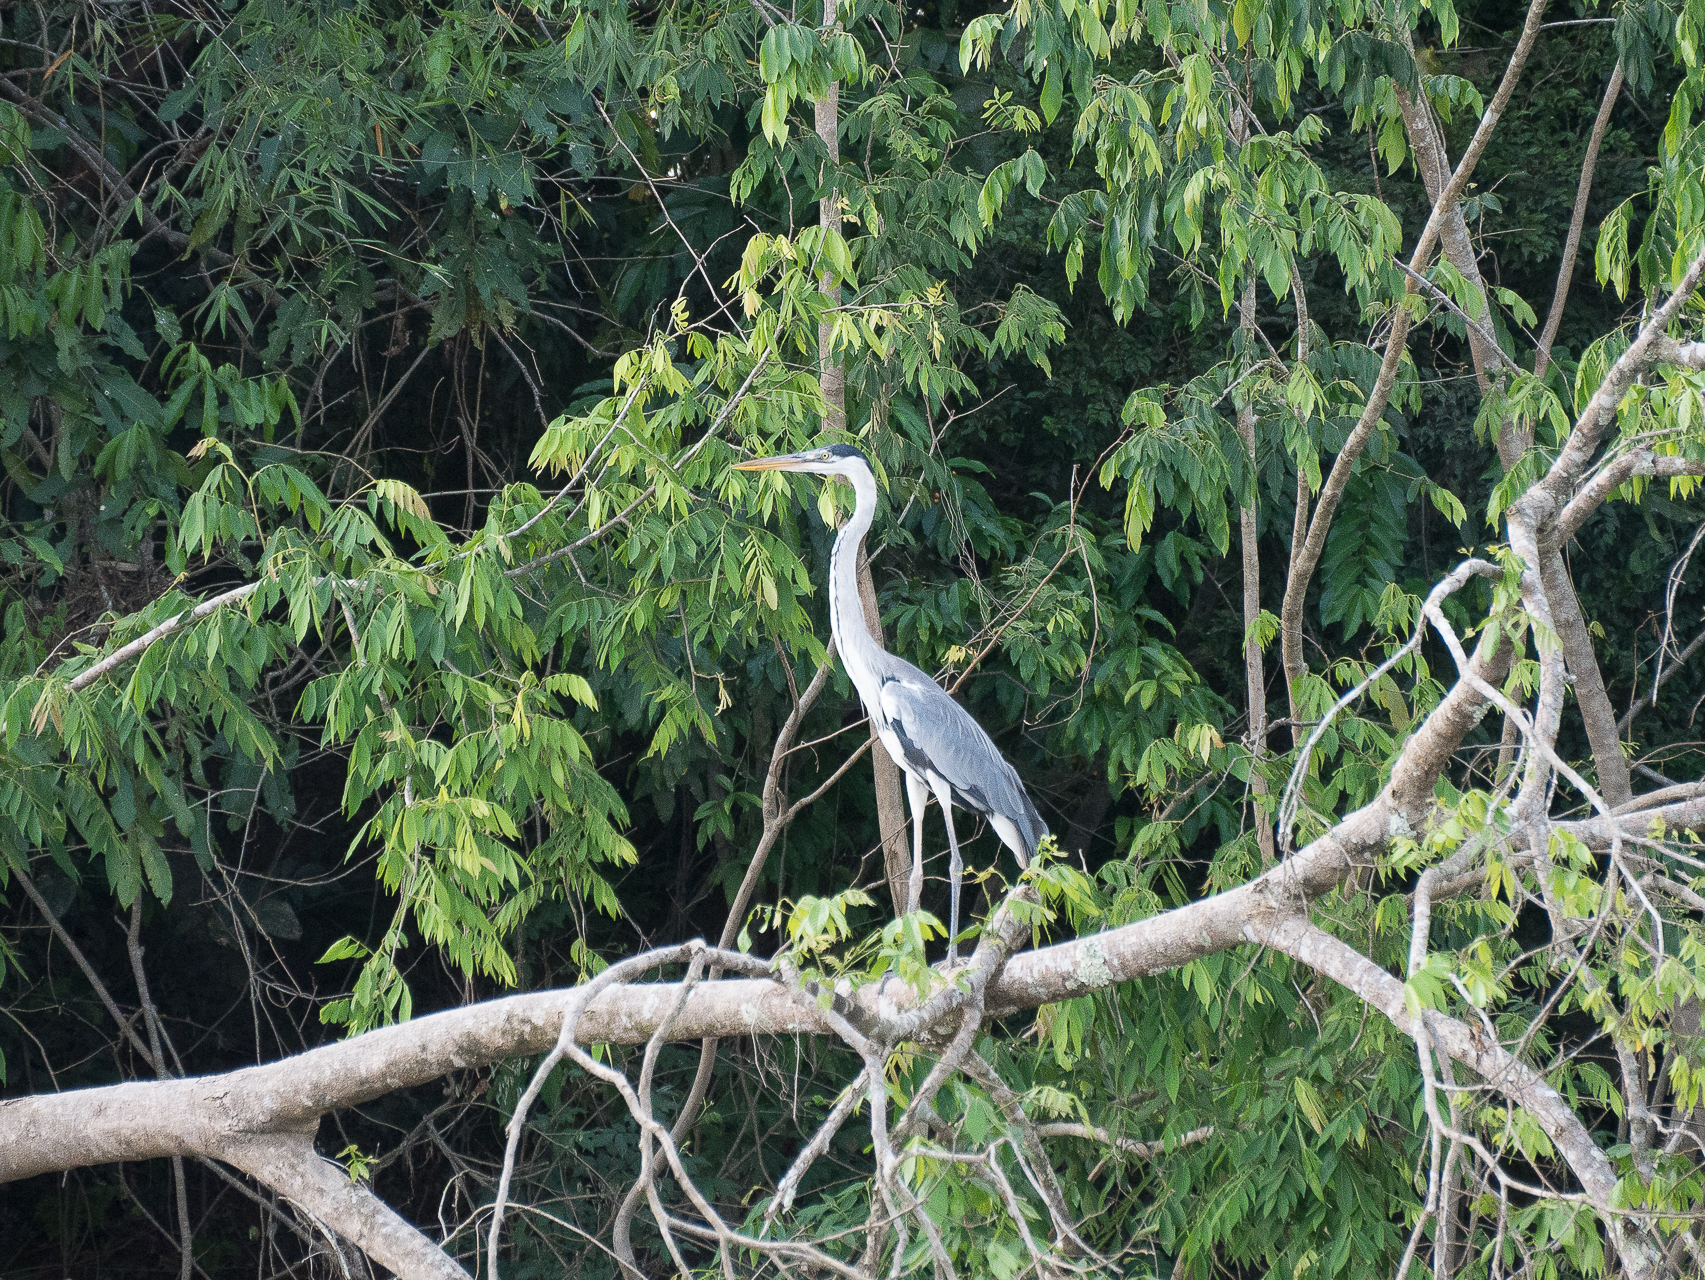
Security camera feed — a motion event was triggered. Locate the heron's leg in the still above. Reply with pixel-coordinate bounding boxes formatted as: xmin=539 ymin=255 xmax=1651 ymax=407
xmin=904 ymin=772 xmax=930 ymax=915
xmin=937 ymin=794 xmax=966 ymax=965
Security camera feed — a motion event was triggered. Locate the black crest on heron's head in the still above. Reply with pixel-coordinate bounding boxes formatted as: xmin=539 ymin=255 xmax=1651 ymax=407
xmin=821 ymin=443 xmax=870 ymax=466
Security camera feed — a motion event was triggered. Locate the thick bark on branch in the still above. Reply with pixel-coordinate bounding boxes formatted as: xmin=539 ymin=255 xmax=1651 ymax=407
xmin=1540 ymin=550 xmax=1632 ymax=805
xmin=1557 ymin=790 xmax=1705 ymax=845
xmin=219 ymin=1134 xmax=471 ymax=1280
xmin=1536 ymin=253 xmax=1705 ymax=509
xmin=1502 ymin=278 xmax=1705 ymax=814
xmin=1560 ymin=450 xmax=1705 ymax=541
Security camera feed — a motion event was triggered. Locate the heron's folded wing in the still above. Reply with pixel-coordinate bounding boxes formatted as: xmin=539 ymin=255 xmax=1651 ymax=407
xmin=876 ymin=675 xmax=1046 ymax=852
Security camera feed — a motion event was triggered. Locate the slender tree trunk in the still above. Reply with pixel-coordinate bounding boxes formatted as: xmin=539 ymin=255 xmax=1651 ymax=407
xmin=1536 ymin=64 xmax=1624 ymax=381
xmin=1236 ymin=445 xmax=1272 ymax=864
xmin=1233 ymin=273 xmax=1275 ymax=862
xmin=1672 ymin=999 xmax=1705 ymax=1158
xmin=814 ymin=0 xmax=910 ymax=910
xmin=1284 ymin=270 xmax=1312 ymax=744
xmin=127 ymin=904 xmax=195 ymax=1280
xmin=1394 ymin=59 xmax=1634 ymax=805
xmin=814 ymin=51 xmax=847 ymax=434
xmin=857 ymin=552 xmax=912 ymax=909
xmin=1531 ymin=63 xmax=1632 ymax=807
xmin=1280 ymin=298 xmax=1413 ymax=760
xmin=1434 ymin=1123 xmax=1464 ymax=1280
xmin=1392 ymin=83 xmax=1516 ymax=464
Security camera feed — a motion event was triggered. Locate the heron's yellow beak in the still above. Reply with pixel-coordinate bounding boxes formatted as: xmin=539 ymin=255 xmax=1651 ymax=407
xmin=731 ymin=453 xmax=813 ymax=472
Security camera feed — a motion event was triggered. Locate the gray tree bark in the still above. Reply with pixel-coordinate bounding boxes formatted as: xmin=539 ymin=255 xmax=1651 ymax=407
xmin=1395 ymin=41 xmax=1635 ymax=807
xmin=1540 ymin=548 xmax=1633 ymax=805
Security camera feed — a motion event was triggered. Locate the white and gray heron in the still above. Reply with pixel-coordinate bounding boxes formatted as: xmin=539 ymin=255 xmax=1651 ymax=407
xmin=733 ymin=443 xmax=1048 ymax=961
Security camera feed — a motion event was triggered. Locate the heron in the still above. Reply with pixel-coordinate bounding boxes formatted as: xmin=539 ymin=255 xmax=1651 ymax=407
xmin=732 ymin=443 xmax=1048 ymax=962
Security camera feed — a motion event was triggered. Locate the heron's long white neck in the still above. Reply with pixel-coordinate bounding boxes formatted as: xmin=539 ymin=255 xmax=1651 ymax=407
xmin=828 ymin=467 xmax=887 ymax=708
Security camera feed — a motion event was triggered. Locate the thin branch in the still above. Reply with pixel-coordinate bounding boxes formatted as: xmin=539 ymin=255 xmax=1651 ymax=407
xmin=612 ymin=643 xmax=838 ymax=1265
xmin=1284 ymin=0 xmax=1553 ymax=641
xmin=1393 ymin=257 xmax=1507 ymax=365
xmin=1536 ymin=63 xmax=1627 ymax=381
xmin=1278 ymin=559 xmax=1503 ymax=848
xmin=64 ymin=581 xmax=262 ymax=693
xmin=10 ymin=860 xmax=156 ymax=1068
xmin=1621 ymin=626 xmax=1705 ymax=733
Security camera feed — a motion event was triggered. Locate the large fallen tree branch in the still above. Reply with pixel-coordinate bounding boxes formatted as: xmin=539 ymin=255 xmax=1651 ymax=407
xmin=0 ymin=574 xmax=1515 ymax=1161
xmin=0 ymin=580 xmax=1518 ymax=1280
xmin=2 ymin=592 xmax=1697 ymax=1278
xmin=0 ymin=808 xmax=1463 ymax=1184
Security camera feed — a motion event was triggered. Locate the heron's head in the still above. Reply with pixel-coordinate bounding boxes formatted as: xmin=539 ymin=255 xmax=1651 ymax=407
xmin=731 ymin=443 xmax=870 ymax=480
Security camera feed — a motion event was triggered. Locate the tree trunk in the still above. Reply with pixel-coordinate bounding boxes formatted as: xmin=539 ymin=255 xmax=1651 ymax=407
xmin=1394 ymin=70 xmax=1633 ymax=808
xmin=857 ymin=550 xmax=912 ymax=909
xmin=1283 ymin=273 xmax=1312 ymax=746
xmin=814 ymin=0 xmax=910 ymax=911
xmin=1392 ymin=83 xmax=1515 ymax=463
xmin=1233 ymin=274 xmax=1275 ymax=862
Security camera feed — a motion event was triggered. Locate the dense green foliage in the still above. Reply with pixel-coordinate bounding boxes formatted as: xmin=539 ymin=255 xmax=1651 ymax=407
xmin=4 ymin=0 xmax=1705 ymax=1274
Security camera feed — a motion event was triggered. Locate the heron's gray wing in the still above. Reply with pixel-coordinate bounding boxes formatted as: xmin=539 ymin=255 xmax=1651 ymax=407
xmin=875 ymin=672 xmax=1047 ymax=856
